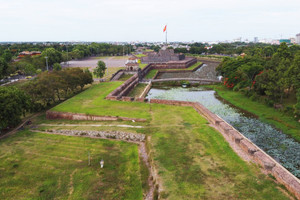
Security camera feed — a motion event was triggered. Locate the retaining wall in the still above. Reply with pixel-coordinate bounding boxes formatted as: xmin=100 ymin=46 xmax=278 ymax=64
xmin=46 ymin=110 xmax=147 ymax=122
xmin=110 ymin=69 xmax=124 ymax=81
xmin=106 ymin=73 xmax=140 ymax=100
xmin=150 ymin=57 xmax=197 ymax=69
xmin=157 ymin=63 xmax=203 ymax=73
xmin=139 ymin=81 xmax=152 ymax=98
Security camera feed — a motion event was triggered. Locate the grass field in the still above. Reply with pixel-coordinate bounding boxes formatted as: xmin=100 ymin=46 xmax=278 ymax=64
xmin=103 ymin=67 xmax=125 ymax=81
xmin=118 ymin=74 xmax=133 ymax=81
xmin=0 ymin=130 xmax=143 ymax=200
xmin=135 ymin=54 xmax=146 ymax=58
xmin=128 ymin=83 xmax=147 ymax=98
xmin=210 ymin=85 xmax=300 ymax=143
xmin=52 ymin=82 xmax=151 ymax=120
xmin=49 ymin=82 xmax=292 ymax=199
xmin=144 ymin=69 xmax=158 ymax=79
xmin=139 ymin=63 xmax=148 ymax=69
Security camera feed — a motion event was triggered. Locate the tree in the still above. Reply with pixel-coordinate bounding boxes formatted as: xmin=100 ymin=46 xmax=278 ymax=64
xmin=79 ymin=69 xmax=93 ymax=90
xmin=24 ymin=63 xmax=36 ymax=75
xmin=41 ymin=48 xmax=62 ymax=67
xmin=0 ymin=87 xmax=31 ymax=131
xmin=93 ymin=61 xmax=106 ymax=78
xmin=2 ymin=49 xmax=13 ymax=62
xmin=0 ymin=58 xmax=8 ymax=79
xmin=53 ymin=63 xmax=62 ymax=71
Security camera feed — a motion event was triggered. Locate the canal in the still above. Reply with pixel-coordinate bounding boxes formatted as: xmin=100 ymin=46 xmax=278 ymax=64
xmin=146 ymin=86 xmax=300 ymax=178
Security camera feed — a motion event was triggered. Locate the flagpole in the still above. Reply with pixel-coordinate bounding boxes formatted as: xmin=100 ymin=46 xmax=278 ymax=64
xmin=166 ymin=25 xmax=168 ymax=45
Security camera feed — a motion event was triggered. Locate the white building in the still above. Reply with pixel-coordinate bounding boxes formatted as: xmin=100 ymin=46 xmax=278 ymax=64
xmin=296 ymin=33 xmax=300 ymax=44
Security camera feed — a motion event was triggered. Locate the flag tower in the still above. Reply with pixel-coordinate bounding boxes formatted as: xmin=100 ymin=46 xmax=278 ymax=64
xmin=163 ymin=25 xmax=167 ymax=45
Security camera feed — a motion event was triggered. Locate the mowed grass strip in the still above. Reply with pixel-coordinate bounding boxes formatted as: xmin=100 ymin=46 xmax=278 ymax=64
xmin=118 ymin=74 xmax=133 ymax=81
xmin=0 ymin=130 xmax=143 ymax=200
xmin=52 ymin=82 xmax=151 ymax=120
xmin=145 ymin=69 xmax=158 ymax=79
xmin=128 ymin=83 xmax=148 ymax=98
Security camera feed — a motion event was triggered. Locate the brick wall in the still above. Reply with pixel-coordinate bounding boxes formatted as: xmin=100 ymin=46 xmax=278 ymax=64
xmin=46 ymin=110 xmax=147 ymax=122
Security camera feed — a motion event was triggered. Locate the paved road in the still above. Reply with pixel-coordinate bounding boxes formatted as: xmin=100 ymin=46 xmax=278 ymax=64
xmin=61 ymin=56 xmax=129 ymax=69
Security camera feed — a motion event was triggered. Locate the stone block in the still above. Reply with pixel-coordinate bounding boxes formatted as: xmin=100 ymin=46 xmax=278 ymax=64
xmin=228 ymin=130 xmax=243 ymax=143
xmin=239 ymin=139 xmax=258 ymax=155
xmin=219 ymin=122 xmax=232 ymax=134
xmin=254 ymin=151 xmax=276 ymax=170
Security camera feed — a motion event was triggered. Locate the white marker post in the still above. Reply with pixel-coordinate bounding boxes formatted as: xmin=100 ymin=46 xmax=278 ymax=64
xmin=100 ymin=159 xmax=104 ymax=168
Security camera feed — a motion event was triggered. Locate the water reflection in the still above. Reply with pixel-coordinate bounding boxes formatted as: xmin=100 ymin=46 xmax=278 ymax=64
xmin=146 ymin=86 xmax=300 ymax=178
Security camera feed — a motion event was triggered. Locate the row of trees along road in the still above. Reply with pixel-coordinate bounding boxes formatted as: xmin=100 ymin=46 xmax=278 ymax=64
xmin=217 ymin=43 xmax=300 ymax=119
xmin=0 ymin=68 xmax=93 ymax=132
xmin=0 ymin=43 xmax=132 ymax=79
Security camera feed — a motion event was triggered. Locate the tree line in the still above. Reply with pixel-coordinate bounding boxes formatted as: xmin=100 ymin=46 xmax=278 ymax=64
xmin=0 ymin=43 xmax=132 ymax=80
xmin=0 ymin=68 xmax=93 ymax=132
xmin=216 ymin=43 xmax=300 ymax=119
xmin=174 ymin=42 xmax=300 ymax=56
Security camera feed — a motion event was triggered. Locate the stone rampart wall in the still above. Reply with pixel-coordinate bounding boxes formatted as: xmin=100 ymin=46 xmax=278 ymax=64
xmin=106 ymin=73 xmax=140 ymax=100
xmin=110 ymin=69 xmax=124 ymax=81
xmin=150 ymin=57 xmax=197 ymax=69
xmin=157 ymin=63 xmax=203 ymax=73
xmin=46 ymin=110 xmax=147 ymax=122
xmin=140 ymin=81 xmax=152 ymax=98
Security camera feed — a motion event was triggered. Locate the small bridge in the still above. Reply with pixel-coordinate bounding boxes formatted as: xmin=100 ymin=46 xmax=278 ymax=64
xmin=151 ymin=78 xmax=221 ymax=84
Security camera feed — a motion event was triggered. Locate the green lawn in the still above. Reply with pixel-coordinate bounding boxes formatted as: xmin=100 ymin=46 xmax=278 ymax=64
xmin=139 ymin=63 xmax=148 ymax=69
xmin=49 ymin=82 xmax=291 ymax=199
xmin=135 ymin=54 xmax=146 ymax=58
xmin=144 ymin=69 xmax=158 ymax=79
xmin=210 ymin=85 xmax=300 ymax=142
xmin=0 ymin=130 xmax=143 ymax=200
xmin=128 ymin=83 xmax=148 ymax=98
xmin=118 ymin=74 xmax=133 ymax=81
xmin=52 ymin=82 xmax=151 ymax=120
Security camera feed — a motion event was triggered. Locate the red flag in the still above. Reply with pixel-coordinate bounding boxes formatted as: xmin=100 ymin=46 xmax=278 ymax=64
xmin=163 ymin=25 xmax=167 ymax=32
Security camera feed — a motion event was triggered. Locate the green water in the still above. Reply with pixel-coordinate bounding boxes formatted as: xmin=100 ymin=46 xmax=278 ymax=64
xmin=146 ymin=86 xmax=300 ymax=178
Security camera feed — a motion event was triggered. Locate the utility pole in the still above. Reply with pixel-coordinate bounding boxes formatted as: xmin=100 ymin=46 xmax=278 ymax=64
xmin=45 ymin=56 xmax=49 ymax=71
xmin=66 ymin=45 xmax=69 ymax=67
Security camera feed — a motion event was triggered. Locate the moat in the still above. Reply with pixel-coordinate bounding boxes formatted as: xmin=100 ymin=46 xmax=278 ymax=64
xmin=146 ymin=86 xmax=300 ymax=178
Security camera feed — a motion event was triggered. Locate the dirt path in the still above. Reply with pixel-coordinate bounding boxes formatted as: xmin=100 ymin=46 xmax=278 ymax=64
xmin=0 ymin=112 xmax=42 ymax=140
xmin=139 ymin=142 xmax=154 ymax=200
xmin=68 ymin=169 xmax=78 ymax=200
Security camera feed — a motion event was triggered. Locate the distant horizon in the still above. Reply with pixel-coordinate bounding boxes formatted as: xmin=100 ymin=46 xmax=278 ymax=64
xmin=1 ymin=0 xmax=300 ymax=42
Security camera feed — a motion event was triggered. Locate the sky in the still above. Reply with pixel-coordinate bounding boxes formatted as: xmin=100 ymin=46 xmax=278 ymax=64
xmin=0 ymin=0 xmax=300 ymax=42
